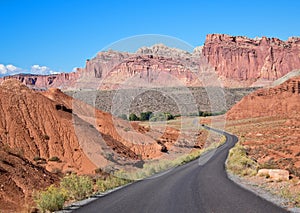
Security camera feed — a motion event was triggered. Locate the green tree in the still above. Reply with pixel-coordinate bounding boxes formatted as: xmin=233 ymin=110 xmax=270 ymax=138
xmin=129 ymin=113 xmax=139 ymax=121
xmin=198 ymin=111 xmax=204 ymax=116
xmin=140 ymin=111 xmax=152 ymax=121
xmin=164 ymin=112 xmax=174 ymax=120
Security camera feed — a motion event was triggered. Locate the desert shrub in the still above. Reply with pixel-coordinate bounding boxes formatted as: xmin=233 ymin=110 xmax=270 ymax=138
xmin=124 ymin=127 xmax=131 ymax=132
xmin=164 ymin=112 xmax=174 ymax=120
xmin=113 ymin=134 xmax=226 ymax=181
xmin=287 ymin=166 xmax=300 ymax=178
xmin=34 ymin=185 xmax=66 ymax=213
xmin=96 ymin=176 xmax=131 ymax=192
xmin=280 ymin=185 xmax=300 ymax=206
xmin=33 ymin=156 xmax=42 ymax=161
xmin=49 ymin=156 xmax=60 ymax=162
xmin=259 ymin=161 xmax=277 ymax=170
xmin=226 ymin=143 xmax=258 ymax=176
xmin=43 ymin=135 xmax=50 ymax=140
xmin=149 ymin=112 xmax=174 ymax=122
xmin=160 ymin=145 xmax=168 ymax=153
xmin=60 ymin=174 xmax=93 ymax=200
xmin=129 ymin=113 xmax=139 ymax=121
xmin=202 ymin=111 xmax=212 ymax=117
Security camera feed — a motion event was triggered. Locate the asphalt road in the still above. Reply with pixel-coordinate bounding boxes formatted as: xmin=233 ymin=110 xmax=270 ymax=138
xmin=74 ymin=129 xmax=288 ymax=213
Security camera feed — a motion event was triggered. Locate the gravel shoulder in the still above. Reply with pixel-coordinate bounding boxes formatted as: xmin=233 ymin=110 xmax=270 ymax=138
xmin=227 ymin=172 xmax=300 ymax=213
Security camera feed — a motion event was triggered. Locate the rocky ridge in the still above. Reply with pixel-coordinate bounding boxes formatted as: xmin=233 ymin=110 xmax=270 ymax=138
xmin=202 ymin=34 xmax=300 ymax=87
xmin=2 ymin=34 xmax=299 ymax=89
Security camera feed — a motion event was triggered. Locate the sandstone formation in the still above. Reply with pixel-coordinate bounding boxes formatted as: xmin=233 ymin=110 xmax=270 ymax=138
xmin=98 ymin=54 xmax=202 ymax=90
xmin=227 ymin=76 xmax=300 ymax=120
xmin=0 ymin=72 xmax=80 ymax=90
xmin=2 ymin=34 xmax=300 ymax=89
xmin=202 ymin=34 xmax=300 ymax=86
xmin=0 ymin=79 xmax=98 ymax=174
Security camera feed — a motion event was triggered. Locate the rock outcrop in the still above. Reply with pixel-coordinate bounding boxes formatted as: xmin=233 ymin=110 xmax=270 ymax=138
xmin=0 ymin=79 xmax=99 ymax=174
xmin=98 ymin=54 xmax=202 ymax=89
xmin=202 ymin=34 xmax=300 ymax=86
xmin=227 ymin=76 xmax=300 ymax=120
xmin=1 ymin=34 xmax=300 ymax=89
xmin=0 ymin=72 xmax=81 ymax=90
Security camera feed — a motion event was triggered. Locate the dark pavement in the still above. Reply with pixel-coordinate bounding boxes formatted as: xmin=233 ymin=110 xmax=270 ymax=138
xmin=74 ymin=130 xmax=288 ymax=213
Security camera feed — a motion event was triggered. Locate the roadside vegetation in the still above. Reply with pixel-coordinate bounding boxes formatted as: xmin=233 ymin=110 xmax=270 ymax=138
xmin=114 ymin=134 xmax=226 ymax=180
xmin=226 ymin=143 xmax=300 ymax=208
xmin=226 ymin=142 xmax=259 ymax=176
xmin=226 ymin=119 xmax=300 ymax=209
xmin=34 ymin=173 xmax=132 ymax=212
xmin=34 ymin=132 xmax=226 ymax=212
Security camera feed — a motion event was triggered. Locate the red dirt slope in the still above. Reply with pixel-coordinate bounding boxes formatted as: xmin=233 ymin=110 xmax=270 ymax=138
xmin=226 ymin=76 xmax=300 ymax=176
xmin=0 ymin=80 xmax=98 ymax=174
xmin=0 ymin=147 xmax=58 ymax=212
xmin=227 ymin=76 xmax=300 ymax=120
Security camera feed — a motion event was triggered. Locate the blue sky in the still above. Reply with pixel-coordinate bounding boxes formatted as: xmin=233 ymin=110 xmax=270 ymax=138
xmin=0 ymin=0 xmax=299 ymax=75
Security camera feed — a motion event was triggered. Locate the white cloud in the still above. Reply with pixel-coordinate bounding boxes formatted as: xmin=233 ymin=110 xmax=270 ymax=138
xmin=6 ymin=64 xmax=18 ymax=72
xmin=0 ymin=64 xmax=23 ymax=75
xmin=0 ymin=64 xmax=8 ymax=74
xmin=30 ymin=65 xmax=61 ymax=75
xmin=0 ymin=64 xmax=61 ymax=76
xmin=31 ymin=65 xmax=50 ymax=74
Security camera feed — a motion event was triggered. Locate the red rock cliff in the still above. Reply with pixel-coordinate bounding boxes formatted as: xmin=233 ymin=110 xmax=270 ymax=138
xmin=202 ymin=34 xmax=300 ymax=83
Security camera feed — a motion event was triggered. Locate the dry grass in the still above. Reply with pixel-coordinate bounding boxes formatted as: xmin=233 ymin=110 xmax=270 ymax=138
xmin=226 ymin=142 xmax=259 ymax=176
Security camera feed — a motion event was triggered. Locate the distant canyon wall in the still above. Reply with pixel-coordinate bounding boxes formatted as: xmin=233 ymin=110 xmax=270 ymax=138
xmin=202 ymin=34 xmax=300 ymax=83
xmin=1 ymin=34 xmax=300 ymax=89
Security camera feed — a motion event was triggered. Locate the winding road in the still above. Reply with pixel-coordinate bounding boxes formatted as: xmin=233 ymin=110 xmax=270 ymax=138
xmin=74 ymin=129 xmax=288 ymax=213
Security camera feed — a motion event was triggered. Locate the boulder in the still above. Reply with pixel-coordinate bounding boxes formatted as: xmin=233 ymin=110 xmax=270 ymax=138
xmin=257 ymin=169 xmax=289 ymax=181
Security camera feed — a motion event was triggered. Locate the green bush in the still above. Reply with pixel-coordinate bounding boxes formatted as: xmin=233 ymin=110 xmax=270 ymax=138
xmin=149 ymin=112 xmax=175 ymax=122
xmin=140 ymin=111 xmax=152 ymax=121
xmin=129 ymin=113 xmax=139 ymax=121
xmin=34 ymin=185 xmax=66 ymax=213
xmin=198 ymin=110 xmax=226 ymax=117
xmin=33 ymin=156 xmax=42 ymax=161
xmin=60 ymin=174 xmax=93 ymax=200
xmin=49 ymin=156 xmax=60 ymax=162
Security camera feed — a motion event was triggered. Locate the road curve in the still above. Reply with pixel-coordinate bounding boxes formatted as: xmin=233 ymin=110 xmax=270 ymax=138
xmin=74 ymin=129 xmax=288 ymax=213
